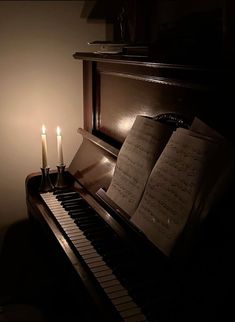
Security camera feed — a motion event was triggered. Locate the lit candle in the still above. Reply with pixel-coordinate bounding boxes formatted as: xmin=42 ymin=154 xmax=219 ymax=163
xmin=56 ymin=126 xmax=64 ymax=165
xmin=41 ymin=124 xmax=48 ymax=168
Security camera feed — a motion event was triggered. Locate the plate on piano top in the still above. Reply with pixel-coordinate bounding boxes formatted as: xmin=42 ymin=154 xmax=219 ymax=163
xmin=88 ymin=41 xmax=128 ymax=54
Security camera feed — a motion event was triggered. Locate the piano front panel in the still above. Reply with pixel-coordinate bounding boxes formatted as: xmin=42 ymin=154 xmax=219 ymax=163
xmin=96 ymin=64 xmax=208 ymax=143
xmin=81 ymin=57 xmax=226 ymax=147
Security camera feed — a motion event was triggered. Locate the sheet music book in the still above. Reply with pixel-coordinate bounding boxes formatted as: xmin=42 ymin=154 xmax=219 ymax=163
xmin=106 ymin=115 xmax=234 ymax=256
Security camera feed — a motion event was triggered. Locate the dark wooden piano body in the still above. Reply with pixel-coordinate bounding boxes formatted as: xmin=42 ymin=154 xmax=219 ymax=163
xmin=26 ymin=53 xmax=234 ymax=322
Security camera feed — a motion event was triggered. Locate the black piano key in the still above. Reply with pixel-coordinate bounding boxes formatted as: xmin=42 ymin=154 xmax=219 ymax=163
xmin=69 ymin=210 xmax=94 ymax=218
xmin=102 ymin=253 xmax=135 ymax=270
xmin=74 ymin=215 xmax=101 ymax=224
xmin=92 ymin=241 xmax=124 ymax=253
xmin=75 ymin=215 xmax=103 ymax=223
xmin=91 ymin=240 xmax=123 ymax=256
xmin=64 ymin=204 xmax=88 ymax=211
xmin=56 ymin=193 xmax=81 ymax=201
xmin=61 ymin=199 xmax=85 ymax=206
xmin=85 ymin=230 xmax=115 ymax=241
xmin=95 ymin=243 xmax=131 ymax=258
xmin=76 ymin=223 xmax=107 ymax=232
xmin=81 ymin=226 xmax=110 ymax=235
xmin=63 ymin=203 xmax=90 ymax=211
xmin=129 ymin=283 xmax=158 ymax=302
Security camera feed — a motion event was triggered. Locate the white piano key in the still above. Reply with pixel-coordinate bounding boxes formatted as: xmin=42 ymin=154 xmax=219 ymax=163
xmin=90 ymin=265 xmax=111 ymax=273
xmin=86 ymin=257 xmax=105 ymax=265
xmin=111 ymin=296 xmax=135 ymax=306
xmin=120 ymin=307 xmax=142 ymax=318
xmin=108 ymin=289 xmax=129 ymax=299
xmin=78 ymin=249 xmax=97 ymax=256
xmin=81 ymin=252 xmax=101 ymax=261
xmin=116 ymin=301 xmax=138 ymax=312
xmin=72 ymin=234 xmax=90 ymax=241
xmin=67 ymin=230 xmax=84 ymax=236
xmin=123 ymin=314 xmax=147 ymax=322
xmin=57 ymin=217 xmax=76 ymax=223
xmin=104 ymin=284 xmax=124 ymax=293
xmin=59 ymin=221 xmax=76 ymax=226
xmin=74 ymin=241 xmax=93 ymax=248
xmin=93 ymin=269 xmax=113 ymax=278
xmin=63 ymin=227 xmax=79 ymax=233
xmin=69 ymin=237 xmax=85 ymax=243
xmin=49 ymin=204 xmax=61 ymax=208
xmin=73 ymin=240 xmax=91 ymax=247
xmin=100 ymin=279 xmax=120 ymax=288
xmin=72 ymin=236 xmax=90 ymax=243
xmin=87 ymin=260 xmax=107 ymax=269
xmin=75 ymin=244 xmax=94 ymax=251
xmin=53 ymin=210 xmax=69 ymax=215
xmin=61 ymin=225 xmax=78 ymax=231
xmin=54 ymin=214 xmax=69 ymax=219
xmin=97 ymin=275 xmax=119 ymax=283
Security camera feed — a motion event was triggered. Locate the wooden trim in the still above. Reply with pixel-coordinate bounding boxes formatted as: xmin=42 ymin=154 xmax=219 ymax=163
xmin=74 ymin=52 xmax=222 ymax=72
xmin=99 ymin=71 xmax=210 ymax=91
xmin=83 ymin=61 xmax=94 ymax=132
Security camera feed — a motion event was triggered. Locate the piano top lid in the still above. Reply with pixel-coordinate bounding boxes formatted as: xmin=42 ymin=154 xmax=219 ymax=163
xmin=73 ymin=51 xmax=231 ymax=73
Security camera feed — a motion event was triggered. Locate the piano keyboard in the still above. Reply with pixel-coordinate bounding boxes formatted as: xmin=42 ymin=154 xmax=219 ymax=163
xmin=40 ymin=191 xmax=148 ymax=322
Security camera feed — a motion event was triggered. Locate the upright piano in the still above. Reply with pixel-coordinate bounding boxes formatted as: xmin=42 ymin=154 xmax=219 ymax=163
xmin=26 ymin=53 xmax=234 ymax=322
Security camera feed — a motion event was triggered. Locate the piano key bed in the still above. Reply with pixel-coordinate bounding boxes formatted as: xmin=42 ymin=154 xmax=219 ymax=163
xmin=40 ymin=190 xmax=149 ymax=322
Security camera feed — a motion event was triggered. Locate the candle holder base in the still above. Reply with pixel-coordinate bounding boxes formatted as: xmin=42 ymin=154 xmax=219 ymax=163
xmin=54 ymin=165 xmax=67 ymax=190
xmin=39 ymin=167 xmax=54 ymax=193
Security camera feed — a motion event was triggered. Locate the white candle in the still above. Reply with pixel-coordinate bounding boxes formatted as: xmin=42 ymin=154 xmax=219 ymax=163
xmin=56 ymin=126 xmax=64 ymax=165
xmin=41 ymin=124 xmax=48 ymax=168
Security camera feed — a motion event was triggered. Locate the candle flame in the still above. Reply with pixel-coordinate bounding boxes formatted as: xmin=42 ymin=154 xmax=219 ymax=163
xmin=56 ymin=126 xmax=61 ymax=136
xmin=42 ymin=124 xmax=46 ymax=134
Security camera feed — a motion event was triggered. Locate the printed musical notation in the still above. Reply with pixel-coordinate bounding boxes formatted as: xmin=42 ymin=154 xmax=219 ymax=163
xmin=106 ymin=114 xmax=234 ymax=255
xmin=131 ymin=130 xmax=219 ymax=255
xmin=107 ymin=115 xmax=172 ymax=215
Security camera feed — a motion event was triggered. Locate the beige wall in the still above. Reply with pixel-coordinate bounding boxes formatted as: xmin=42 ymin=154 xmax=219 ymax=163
xmin=0 ymin=1 xmax=105 ymax=229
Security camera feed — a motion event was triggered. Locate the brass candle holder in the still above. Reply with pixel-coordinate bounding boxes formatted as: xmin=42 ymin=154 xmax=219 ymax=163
xmin=39 ymin=167 xmax=54 ymax=193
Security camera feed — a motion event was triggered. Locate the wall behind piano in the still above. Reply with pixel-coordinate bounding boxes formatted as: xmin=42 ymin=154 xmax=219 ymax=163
xmin=0 ymin=1 xmax=106 ymax=230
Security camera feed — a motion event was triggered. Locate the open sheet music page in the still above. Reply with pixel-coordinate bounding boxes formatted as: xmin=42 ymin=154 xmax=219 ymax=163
xmin=106 ymin=115 xmax=173 ymax=216
xmin=189 ymin=118 xmax=235 ymax=220
xmin=190 ymin=117 xmax=225 ymax=140
xmin=131 ymin=128 xmax=219 ymax=256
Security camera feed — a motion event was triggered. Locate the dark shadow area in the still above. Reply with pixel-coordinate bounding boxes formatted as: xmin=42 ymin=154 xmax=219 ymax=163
xmin=0 ymin=219 xmax=96 ymax=322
